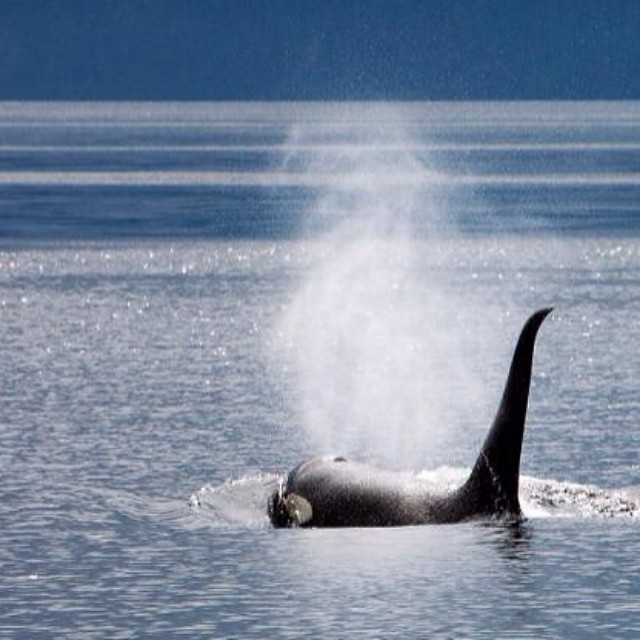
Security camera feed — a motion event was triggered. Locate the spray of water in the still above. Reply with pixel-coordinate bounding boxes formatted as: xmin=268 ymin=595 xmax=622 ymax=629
xmin=273 ymin=106 xmax=494 ymax=469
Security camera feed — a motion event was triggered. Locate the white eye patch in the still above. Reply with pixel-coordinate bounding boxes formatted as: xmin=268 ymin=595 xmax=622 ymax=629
xmin=283 ymin=492 xmax=313 ymax=525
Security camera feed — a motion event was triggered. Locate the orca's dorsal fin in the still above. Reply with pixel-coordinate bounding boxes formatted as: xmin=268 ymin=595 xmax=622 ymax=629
xmin=461 ymin=307 xmax=552 ymax=519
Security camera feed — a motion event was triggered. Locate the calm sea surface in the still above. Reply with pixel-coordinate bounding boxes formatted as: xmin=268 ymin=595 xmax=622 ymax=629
xmin=0 ymin=102 xmax=639 ymax=638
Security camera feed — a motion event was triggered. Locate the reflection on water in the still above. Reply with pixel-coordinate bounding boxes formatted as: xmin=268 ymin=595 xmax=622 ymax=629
xmin=2 ymin=103 xmax=640 ymax=637
xmin=2 ymin=237 xmax=640 ymax=637
xmin=4 ymin=509 xmax=638 ymax=638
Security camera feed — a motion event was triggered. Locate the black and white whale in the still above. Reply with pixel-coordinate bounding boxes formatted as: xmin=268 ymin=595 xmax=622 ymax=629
xmin=269 ymin=308 xmax=552 ymax=528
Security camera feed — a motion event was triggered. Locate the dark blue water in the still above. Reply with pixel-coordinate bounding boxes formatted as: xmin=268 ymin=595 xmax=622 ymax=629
xmin=2 ymin=102 xmax=640 ymax=240
xmin=0 ymin=102 xmax=639 ymax=638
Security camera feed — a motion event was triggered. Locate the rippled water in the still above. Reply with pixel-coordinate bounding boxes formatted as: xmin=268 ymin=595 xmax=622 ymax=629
xmin=1 ymin=103 xmax=639 ymax=637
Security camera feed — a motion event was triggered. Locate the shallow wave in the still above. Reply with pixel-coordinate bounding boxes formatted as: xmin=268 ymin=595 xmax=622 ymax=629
xmin=520 ymin=476 xmax=639 ymax=520
xmin=1 ymin=169 xmax=639 ymax=187
xmin=186 ymin=474 xmax=278 ymax=530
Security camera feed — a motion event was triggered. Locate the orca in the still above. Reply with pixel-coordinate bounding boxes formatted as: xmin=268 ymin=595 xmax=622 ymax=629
xmin=269 ymin=308 xmax=552 ymax=528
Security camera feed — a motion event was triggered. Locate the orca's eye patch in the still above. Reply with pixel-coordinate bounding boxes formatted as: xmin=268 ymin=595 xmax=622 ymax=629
xmin=283 ymin=492 xmax=313 ymax=525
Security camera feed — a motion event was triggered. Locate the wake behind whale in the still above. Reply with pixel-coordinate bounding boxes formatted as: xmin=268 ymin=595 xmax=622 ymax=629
xmin=268 ymin=308 xmax=552 ymax=528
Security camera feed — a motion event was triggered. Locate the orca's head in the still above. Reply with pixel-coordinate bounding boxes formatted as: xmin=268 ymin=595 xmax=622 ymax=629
xmin=268 ymin=477 xmax=314 ymax=528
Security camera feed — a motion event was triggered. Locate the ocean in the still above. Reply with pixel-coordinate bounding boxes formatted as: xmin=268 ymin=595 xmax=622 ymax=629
xmin=0 ymin=101 xmax=639 ymax=638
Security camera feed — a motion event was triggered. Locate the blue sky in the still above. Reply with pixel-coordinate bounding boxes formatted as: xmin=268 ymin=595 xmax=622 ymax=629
xmin=1 ymin=1 xmax=639 ymax=100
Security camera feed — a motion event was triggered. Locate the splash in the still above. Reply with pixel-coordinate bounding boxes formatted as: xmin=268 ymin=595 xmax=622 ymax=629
xmin=272 ymin=106 xmax=494 ymax=468
xmin=188 ymin=475 xmax=277 ymax=529
xmin=520 ymin=476 xmax=639 ymax=519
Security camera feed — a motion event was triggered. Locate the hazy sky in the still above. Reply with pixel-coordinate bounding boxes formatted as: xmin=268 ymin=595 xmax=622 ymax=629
xmin=2 ymin=1 xmax=639 ymax=100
